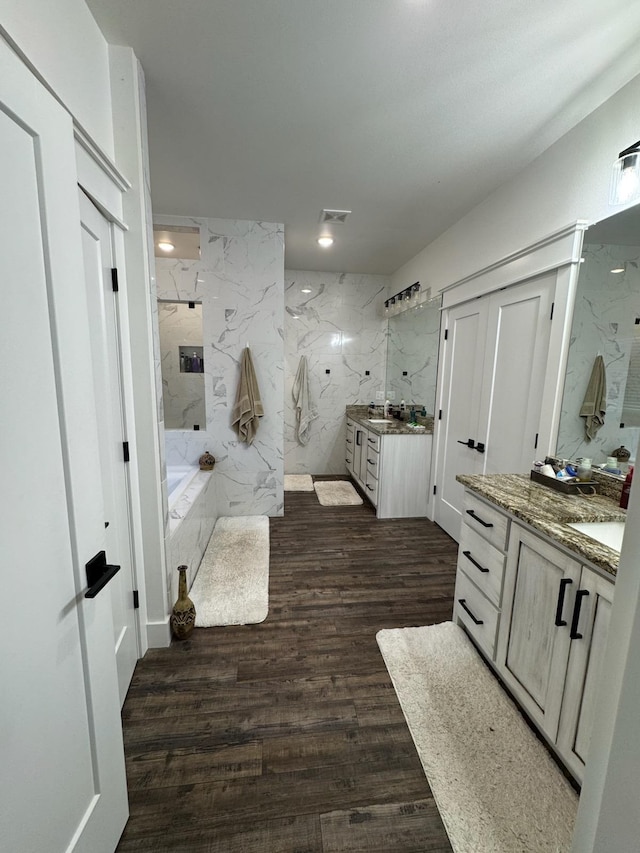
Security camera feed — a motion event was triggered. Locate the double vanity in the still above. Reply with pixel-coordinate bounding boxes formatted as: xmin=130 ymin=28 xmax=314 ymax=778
xmin=453 ymin=472 xmax=625 ymax=784
xmin=345 ymin=406 xmax=434 ymax=518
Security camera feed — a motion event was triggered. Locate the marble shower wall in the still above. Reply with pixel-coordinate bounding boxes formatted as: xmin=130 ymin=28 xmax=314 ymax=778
xmin=155 ymin=216 xmax=285 ymax=517
xmin=285 ymin=270 xmax=390 ymax=474
xmin=557 ymin=242 xmax=640 ymax=463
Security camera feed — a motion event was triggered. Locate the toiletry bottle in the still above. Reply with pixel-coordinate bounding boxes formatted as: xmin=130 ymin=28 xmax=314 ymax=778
xmin=384 ymin=400 xmax=390 ymax=417
xmin=191 ymin=351 xmax=201 ymax=373
xmin=620 ymin=464 xmax=634 ymax=509
xmin=400 ymin=400 xmax=405 ymax=411
xmin=577 ymin=458 xmax=592 ymax=482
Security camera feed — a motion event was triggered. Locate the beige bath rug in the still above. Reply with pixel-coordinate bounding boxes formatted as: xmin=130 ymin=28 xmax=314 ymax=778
xmin=314 ymin=479 xmax=363 ymax=506
xmin=190 ymin=516 xmax=269 ymax=626
xmin=377 ymin=622 xmax=578 ymax=853
xmin=284 ymin=474 xmax=314 ymax=491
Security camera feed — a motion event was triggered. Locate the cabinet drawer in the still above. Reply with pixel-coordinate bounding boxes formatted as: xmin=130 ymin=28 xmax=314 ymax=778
xmin=366 ymin=432 xmax=381 ymax=453
xmin=463 ymin=492 xmax=509 ymax=551
xmin=366 ymin=448 xmax=380 ymax=479
xmin=365 ymin=470 xmax=378 ymax=506
xmin=458 ymin=524 xmax=505 ymax=607
xmin=454 ymin=570 xmax=499 ymax=660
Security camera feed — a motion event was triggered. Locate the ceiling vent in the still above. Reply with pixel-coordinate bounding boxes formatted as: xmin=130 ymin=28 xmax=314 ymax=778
xmin=319 ymin=209 xmax=351 ymax=224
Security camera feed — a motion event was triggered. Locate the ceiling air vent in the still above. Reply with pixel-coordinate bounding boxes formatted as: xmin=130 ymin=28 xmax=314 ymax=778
xmin=319 ymin=209 xmax=352 ymax=224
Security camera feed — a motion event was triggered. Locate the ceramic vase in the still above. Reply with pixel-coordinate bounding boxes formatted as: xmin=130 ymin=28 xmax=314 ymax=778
xmin=170 ymin=565 xmax=196 ymax=640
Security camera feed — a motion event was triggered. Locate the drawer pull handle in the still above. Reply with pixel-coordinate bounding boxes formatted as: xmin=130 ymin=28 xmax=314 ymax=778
xmin=366 ymin=484 xmax=374 ymax=491
xmin=367 ymin=458 xmax=375 ymax=464
xmin=570 ymin=589 xmax=589 ymax=639
xmin=368 ymin=437 xmax=376 ymax=443
xmin=462 ymin=550 xmax=489 ymax=573
xmin=465 ymin=509 xmax=493 ymax=528
xmin=346 ymin=438 xmax=352 ymax=444
xmin=555 ymin=577 xmax=573 ymax=626
xmin=458 ymin=598 xmax=484 ymax=625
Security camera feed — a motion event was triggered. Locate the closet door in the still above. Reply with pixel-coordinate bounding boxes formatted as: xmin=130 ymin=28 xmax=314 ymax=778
xmin=434 ymin=299 xmax=489 ymax=539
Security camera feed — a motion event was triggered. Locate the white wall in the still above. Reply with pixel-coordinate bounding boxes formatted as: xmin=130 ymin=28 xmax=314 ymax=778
xmin=393 ymin=74 xmax=640 ymax=296
xmin=284 ymin=270 xmax=389 ymax=474
xmin=1 ymin=0 xmax=114 ymax=156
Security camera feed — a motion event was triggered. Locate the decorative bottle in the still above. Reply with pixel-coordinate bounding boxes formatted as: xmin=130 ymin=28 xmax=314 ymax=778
xmin=620 ymin=465 xmax=634 ymax=509
xmin=191 ymin=351 xmax=201 ymax=372
xmin=170 ymin=565 xmax=196 ymax=639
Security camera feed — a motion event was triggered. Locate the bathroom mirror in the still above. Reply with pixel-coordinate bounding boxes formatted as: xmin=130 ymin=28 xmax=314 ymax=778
xmin=158 ymin=300 xmax=206 ymax=430
xmin=556 ymin=204 xmax=640 ymax=465
xmin=385 ymin=294 xmax=442 ymax=414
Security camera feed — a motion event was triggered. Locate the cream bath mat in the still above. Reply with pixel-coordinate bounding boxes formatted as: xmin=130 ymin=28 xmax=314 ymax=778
xmin=190 ymin=516 xmax=269 ymax=626
xmin=284 ymin=474 xmax=314 ymax=491
xmin=377 ymin=622 xmax=578 ymax=853
xmin=314 ymin=479 xmax=363 ymax=506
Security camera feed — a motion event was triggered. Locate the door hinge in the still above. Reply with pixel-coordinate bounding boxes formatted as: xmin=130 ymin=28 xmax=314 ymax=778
xmin=438 ymin=409 xmax=442 ymax=420
xmin=550 ymin=302 xmax=554 ymax=321
xmin=444 ymin=329 xmax=448 ymax=340
xmin=111 ymin=268 xmax=119 ymax=292
xmin=123 ymin=441 xmax=130 ymax=463
xmin=534 ymin=432 xmax=539 ymax=449
xmin=433 ymin=485 xmax=437 ymax=495
xmin=133 ymin=590 xmax=140 ymax=609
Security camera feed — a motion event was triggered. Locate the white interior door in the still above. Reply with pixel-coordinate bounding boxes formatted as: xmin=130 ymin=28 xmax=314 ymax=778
xmin=0 ymin=39 xmax=128 ymax=852
xmin=80 ymin=191 xmax=139 ymax=705
xmin=434 ymin=299 xmax=489 ymax=539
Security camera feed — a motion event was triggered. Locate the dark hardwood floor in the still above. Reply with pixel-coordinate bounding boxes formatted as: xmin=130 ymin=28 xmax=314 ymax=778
xmin=117 ymin=482 xmax=458 ymax=852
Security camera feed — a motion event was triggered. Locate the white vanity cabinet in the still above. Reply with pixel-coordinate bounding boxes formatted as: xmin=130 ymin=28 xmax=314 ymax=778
xmin=345 ymin=418 xmax=431 ymax=518
xmin=454 ymin=489 xmax=615 ymax=784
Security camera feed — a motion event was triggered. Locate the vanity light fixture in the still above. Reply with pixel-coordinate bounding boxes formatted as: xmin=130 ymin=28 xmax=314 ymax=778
xmin=317 ymin=236 xmax=334 ymax=248
xmin=610 ymin=140 xmax=640 ymax=205
xmin=158 ymin=241 xmax=175 ymax=252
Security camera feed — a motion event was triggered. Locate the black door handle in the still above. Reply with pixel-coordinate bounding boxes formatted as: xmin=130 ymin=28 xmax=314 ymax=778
xmin=458 ymin=598 xmax=484 ymax=625
xmin=570 ymin=589 xmax=590 ymax=639
xmin=465 ymin=509 xmax=494 ymax=528
xmin=85 ymin=550 xmax=121 ymax=599
xmin=475 ymin=442 xmax=486 ymax=453
xmin=555 ymin=577 xmax=573 ymax=626
xmin=457 ymin=438 xmax=475 ymax=448
xmin=463 ymin=550 xmax=489 ymax=573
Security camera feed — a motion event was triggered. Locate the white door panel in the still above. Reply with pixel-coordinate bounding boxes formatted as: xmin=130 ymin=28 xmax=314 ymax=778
xmin=0 ymin=40 xmax=127 ymax=852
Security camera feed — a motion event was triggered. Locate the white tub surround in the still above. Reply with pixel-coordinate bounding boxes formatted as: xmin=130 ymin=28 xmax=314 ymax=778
xmin=155 ymin=216 xmax=285 ymax=518
xmin=285 ymin=270 xmax=390 ymax=475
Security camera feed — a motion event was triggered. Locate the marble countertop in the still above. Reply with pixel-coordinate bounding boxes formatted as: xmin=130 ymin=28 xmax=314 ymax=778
xmin=346 ymin=405 xmax=434 ymax=436
xmin=457 ymin=473 xmax=626 ymax=577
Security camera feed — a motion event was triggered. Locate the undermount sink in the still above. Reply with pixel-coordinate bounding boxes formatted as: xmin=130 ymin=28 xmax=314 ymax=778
xmin=568 ymin=521 xmax=626 ymax=553
xmin=367 ymin=418 xmax=392 ymax=424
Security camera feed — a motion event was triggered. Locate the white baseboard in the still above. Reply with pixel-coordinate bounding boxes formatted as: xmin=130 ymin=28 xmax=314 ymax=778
xmin=146 ymin=617 xmax=171 ymax=648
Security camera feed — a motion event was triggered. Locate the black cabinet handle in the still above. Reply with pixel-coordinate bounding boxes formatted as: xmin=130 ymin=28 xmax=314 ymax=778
xmin=366 ymin=484 xmax=374 ymax=491
xmin=555 ymin=577 xmax=573 ymax=626
xmin=346 ymin=438 xmax=352 ymax=444
xmin=367 ymin=437 xmax=376 ymax=444
xmin=465 ymin=509 xmax=494 ymax=528
xmin=367 ymin=458 xmax=375 ymax=464
xmin=457 ymin=438 xmax=475 ymax=448
xmin=570 ymin=589 xmax=590 ymax=639
xmin=85 ymin=550 xmax=121 ymax=599
xmin=356 ymin=430 xmax=362 ymax=446
xmin=458 ymin=598 xmax=484 ymax=625
xmin=475 ymin=442 xmax=486 ymax=454
xmin=463 ymin=550 xmax=489 ymax=573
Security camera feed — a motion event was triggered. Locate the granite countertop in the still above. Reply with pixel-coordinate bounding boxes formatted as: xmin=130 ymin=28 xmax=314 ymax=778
xmin=346 ymin=405 xmax=434 ymax=436
xmin=457 ymin=473 xmax=626 ymax=577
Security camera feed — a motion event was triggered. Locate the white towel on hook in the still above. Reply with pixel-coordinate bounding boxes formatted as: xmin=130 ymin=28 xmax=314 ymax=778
xmin=292 ymin=355 xmax=318 ymax=446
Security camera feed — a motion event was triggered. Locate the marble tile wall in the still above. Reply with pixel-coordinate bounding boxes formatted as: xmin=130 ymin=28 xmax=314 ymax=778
xmin=155 ymin=216 xmax=285 ymax=517
xmin=557 ymin=242 xmax=640 ymax=463
xmin=386 ymin=298 xmax=441 ymax=411
xmin=158 ymin=302 xmax=206 ymax=429
xmin=168 ymin=471 xmax=217 ymax=603
xmin=285 ymin=270 xmax=390 ymax=474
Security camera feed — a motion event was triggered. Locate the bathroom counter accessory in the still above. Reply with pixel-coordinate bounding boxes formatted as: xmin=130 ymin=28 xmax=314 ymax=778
xmin=530 ymin=469 xmax=599 ymax=495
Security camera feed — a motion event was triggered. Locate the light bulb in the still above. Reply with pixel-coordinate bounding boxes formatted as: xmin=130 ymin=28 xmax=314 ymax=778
xmin=317 ymin=236 xmax=334 ymax=248
xmin=158 ymin=241 xmax=175 ymax=252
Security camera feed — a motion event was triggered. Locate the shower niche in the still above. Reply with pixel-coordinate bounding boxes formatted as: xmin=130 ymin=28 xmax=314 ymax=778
xmin=158 ymin=300 xmax=206 ymax=430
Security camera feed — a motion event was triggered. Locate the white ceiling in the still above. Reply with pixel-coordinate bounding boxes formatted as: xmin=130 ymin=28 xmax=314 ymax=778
xmin=86 ymin=0 xmax=640 ymax=274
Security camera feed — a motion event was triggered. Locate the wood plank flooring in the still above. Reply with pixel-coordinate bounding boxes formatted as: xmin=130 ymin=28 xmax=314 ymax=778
xmin=117 ymin=482 xmax=458 ymax=852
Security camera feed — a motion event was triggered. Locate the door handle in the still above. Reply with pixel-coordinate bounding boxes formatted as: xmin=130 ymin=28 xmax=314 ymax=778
xmin=457 ymin=438 xmax=475 ymax=448
xmin=570 ymin=589 xmax=590 ymax=639
xmin=475 ymin=442 xmax=486 ymax=453
xmin=554 ymin=577 xmax=573 ymax=626
xmin=458 ymin=598 xmax=484 ymax=625
xmin=85 ymin=550 xmax=121 ymax=599
xmin=462 ymin=550 xmax=489 ymax=573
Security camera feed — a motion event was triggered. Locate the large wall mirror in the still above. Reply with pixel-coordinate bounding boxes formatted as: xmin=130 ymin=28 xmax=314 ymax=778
xmin=556 ymin=204 xmax=640 ymax=464
xmin=158 ymin=300 xmax=206 ymax=430
xmin=385 ymin=295 xmax=442 ymax=416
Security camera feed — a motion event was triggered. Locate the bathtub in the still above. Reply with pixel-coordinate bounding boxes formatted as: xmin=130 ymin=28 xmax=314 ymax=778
xmin=165 ymin=463 xmax=217 ymax=600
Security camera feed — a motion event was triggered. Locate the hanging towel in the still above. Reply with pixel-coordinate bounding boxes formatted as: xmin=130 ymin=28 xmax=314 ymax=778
xmin=579 ymin=354 xmax=607 ymax=441
xmin=231 ymin=347 xmax=264 ymax=445
xmin=292 ymin=355 xmax=318 ymax=446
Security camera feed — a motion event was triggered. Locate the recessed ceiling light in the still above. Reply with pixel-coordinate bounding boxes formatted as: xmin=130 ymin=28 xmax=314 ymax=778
xmin=317 ymin=236 xmax=334 ymax=248
xmin=158 ymin=241 xmax=175 ymax=252
xmin=611 ymin=265 xmax=626 ymax=273
xmin=301 ymin=287 xmax=312 ymax=293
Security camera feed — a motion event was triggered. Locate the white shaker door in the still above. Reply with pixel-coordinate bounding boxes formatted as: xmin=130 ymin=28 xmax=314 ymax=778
xmin=0 ymin=40 xmax=128 ymax=852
